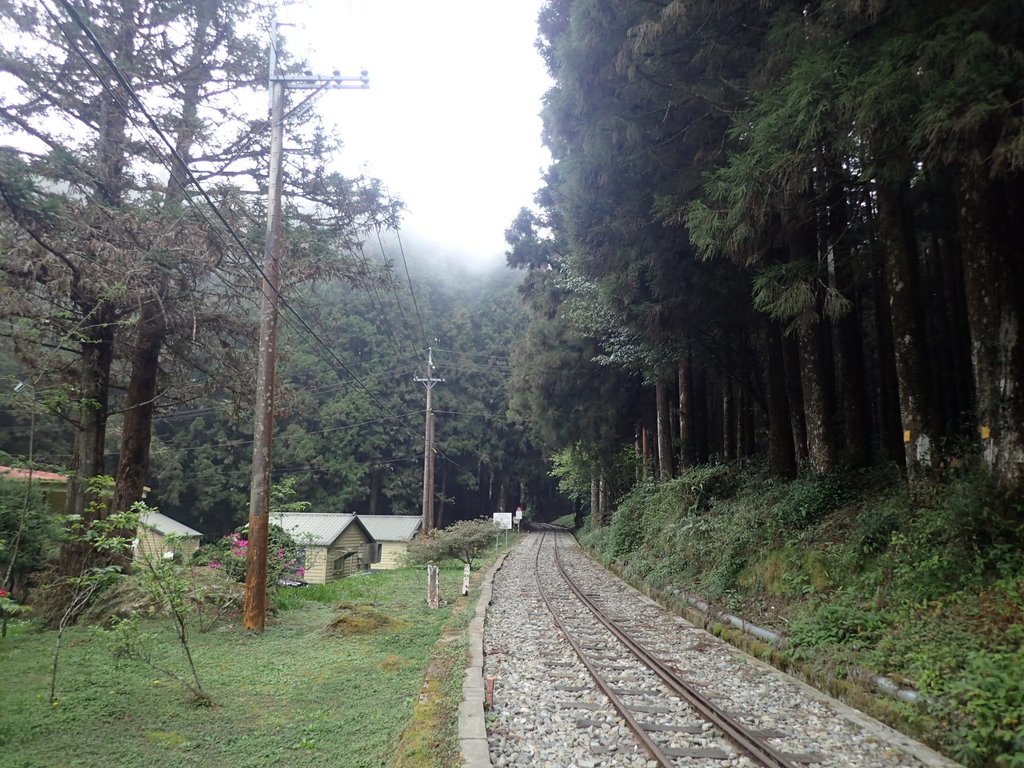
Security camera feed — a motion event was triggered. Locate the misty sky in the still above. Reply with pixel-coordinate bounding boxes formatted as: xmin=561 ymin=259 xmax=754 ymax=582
xmin=286 ymin=0 xmax=553 ymax=268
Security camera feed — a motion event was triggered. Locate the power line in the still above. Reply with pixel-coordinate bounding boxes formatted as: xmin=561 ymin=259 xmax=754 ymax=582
xmin=47 ymin=0 xmax=461 ymax=472
xmin=353 ymin=240 xmax=408 ymax=360
xmin=433 ymin=346 xmax=512 ymax=366
xmin=152 ymin=410 xmax=424 ymax=455
xmin=393 ymin=229 xmax=428 ymax=350
xmin=373 ymin=226 xmax=426 ymax=355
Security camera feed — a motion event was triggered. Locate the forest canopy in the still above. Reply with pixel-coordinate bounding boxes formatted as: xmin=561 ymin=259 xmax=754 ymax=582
xmin=505 ymin=0 xmax=1024 ymax=517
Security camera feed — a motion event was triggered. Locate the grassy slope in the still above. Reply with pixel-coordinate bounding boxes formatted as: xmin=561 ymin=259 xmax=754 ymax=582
xmin=579 ymin=461 xmax=1023 ymax=768
xmin=0 ymin=564 xmax=476 ymax=768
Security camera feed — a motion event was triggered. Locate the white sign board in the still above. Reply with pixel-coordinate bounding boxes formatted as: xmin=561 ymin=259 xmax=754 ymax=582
xmin=493 ymin=512 xmax=513 ymax=530
xmin=514 ymin=507 xmax=523 ymax=521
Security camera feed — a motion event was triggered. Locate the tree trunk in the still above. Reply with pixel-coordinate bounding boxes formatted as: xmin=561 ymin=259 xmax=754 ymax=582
xmin=59 ymin=4 xmax=136 ymax=579
xmin=956 ymin=169 xmax=1024 ymax=490
xmin=932 ymin=224 xmax=974 ymax=433
xmin=632 ymin=428 xmax=641 ymax=483
xmin=740 ymin=383 xmax=756 ymax=457
xmin=828 ymin=183 xmax=870 ymax=468
xmin=721 ymin=380 xmax=735 ymax=461
xmin=789 ymin=211 xmax=836 ymax=475
xmin=113 ymin=300 xmax=165 ymax=566
xmin=498 ymin=477 xmax=508 ymax=516
xmin=693 ymin=367 xmax=709 ymax=463
xmin=590 ymin=475 xmax=600 ymax=528
xmin=782 ymin=333 xmax=808 ymax=463
xmin=641 ymin=426 xmax=652 ymax=479
xmin=876 ymin=176 xmax=940 ymax=478
xmin=766 ymin=322 xmax=797 ymax=478
xmin=598 ymin=475 xmax=606 ymax=528
xmin=478 ymin=459 xmax=487 ymax=517
xmin=677 ymin=351 xmax=696 ymax=470
xmin=368 ymin=468 xmax=382 ymax=515
xmin=655 ymin=376 xmax=673 ymax=481
xmin=871 ymin=252 xmax=905 ymax=463
xmin=113 ymin=2 xmax=212 ymax=528
xmin=59 ymin=305 xmax=116 ymax=577
xmin=797 ymin=319 xmax=837 ymax=475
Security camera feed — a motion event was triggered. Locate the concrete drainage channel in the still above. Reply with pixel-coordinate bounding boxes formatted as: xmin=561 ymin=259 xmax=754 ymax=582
xmin=460 ymin=550 xmax=510 ymax=768
xmin=674 ymin=590 xmax=922 ymax=705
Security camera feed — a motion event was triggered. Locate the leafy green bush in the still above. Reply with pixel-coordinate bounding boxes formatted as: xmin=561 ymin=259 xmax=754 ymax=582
xmin=931 ymin=648 xmax=1024 ymax=767
xmin=577 ymin=526 xmax=612 ymax=564
xmin=404 ymin=519 xmax=501 ymax=567
xmin=853 ymin=494 xmax=904 ymax=556
xmin=674 ymin=463 xmax=737 ymax=512
xmin=788 ymin=602 xmax=889 ymax=650
xmin=768 ymin=475 xmax=848 ymax=533
xmin=878 ymin=472 xmax=1024 ymax=604
xmin=0 ymin=476 xmax=59 ymax=596
xmin=609 ymin=481 xmax=655 ymax=559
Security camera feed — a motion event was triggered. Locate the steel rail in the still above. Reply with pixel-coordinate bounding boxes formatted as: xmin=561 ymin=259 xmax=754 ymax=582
xmin=533 ymin=532 xmax=677 ymax=767
xmin=550 ymin=533 xmax=799 ymax=768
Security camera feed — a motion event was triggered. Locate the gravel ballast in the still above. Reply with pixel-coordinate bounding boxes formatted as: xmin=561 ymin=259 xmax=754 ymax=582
xmin=481 ymin=531 xmax=960 ymax=768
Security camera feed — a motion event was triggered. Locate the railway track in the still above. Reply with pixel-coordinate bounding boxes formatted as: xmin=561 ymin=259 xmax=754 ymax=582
xmin=532 ymin=529 xmax=826 ymax=767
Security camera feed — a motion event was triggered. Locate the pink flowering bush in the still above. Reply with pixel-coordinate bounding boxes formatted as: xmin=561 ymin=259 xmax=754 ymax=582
xmin=194 ymin=525 xmax=304 ymax=584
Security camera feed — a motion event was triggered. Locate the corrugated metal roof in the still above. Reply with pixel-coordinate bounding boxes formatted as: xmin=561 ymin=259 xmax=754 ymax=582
xmin=357 ymin=515 xmax=422 ymax=542
xmin=273 ymin=513 xmax=372 ymax=547
xmin=140 ymin=510 xmax=202 ymax=538
xmin=0 ymin=465 xmax=68 ymax=484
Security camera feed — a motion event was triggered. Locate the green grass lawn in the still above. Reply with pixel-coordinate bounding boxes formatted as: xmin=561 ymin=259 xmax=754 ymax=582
xmin=1 ymin=564 xmax=473 ymax=768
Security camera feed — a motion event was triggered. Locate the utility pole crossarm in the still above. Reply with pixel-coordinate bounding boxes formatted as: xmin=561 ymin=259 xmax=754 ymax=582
xmin=280 ymin=72 xmax=369 ymax=90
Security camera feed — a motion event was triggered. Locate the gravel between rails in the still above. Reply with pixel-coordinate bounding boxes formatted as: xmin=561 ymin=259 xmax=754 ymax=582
xmin=482 ymin=531 xmax=960 ymax=768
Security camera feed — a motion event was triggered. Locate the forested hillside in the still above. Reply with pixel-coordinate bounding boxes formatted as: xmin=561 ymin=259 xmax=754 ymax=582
xmin=507 ymin=0 xmax=1023 ymax=505
xmin=144 ymin=263 xmax=559 ymax=537
xmin=0 ymin=252 xmax=558 ymax=538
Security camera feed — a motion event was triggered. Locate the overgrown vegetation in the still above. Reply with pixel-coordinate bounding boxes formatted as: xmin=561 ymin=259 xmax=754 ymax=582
xmin=579 ymin=461 xmax=1024 ymax=767
xmin=0 ymin=476 xmax=56 ymax=601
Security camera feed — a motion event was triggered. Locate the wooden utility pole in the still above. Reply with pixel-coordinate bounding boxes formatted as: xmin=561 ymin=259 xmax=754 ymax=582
xmin=242 ymin=64 xmax=284 ymax=634
xmin=415 ymin=348 xmax=443 ymax=532
xmin=243 ymin=19 xmax=369 ymax=633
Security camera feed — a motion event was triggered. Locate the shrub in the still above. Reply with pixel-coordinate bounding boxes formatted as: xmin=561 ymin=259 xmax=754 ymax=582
xmin=853 ymin=494 xmax=904 ymax=556
xmin=768 ymin=475 xmax=848 ymax=533
xmin=0 ymin=476 xmax=59 ymax=597
xmin=404 ymin=519 xmax=501 ymax=567
xmin=194 ymin=524 xmax=304 ymax=584
xmin=788 ymin=602 xmax=888 ymax=651
xmin=609 ymin=481 xmax=655 ymax=559
xmin=929 ymin=648 xmax=1024 ymax=768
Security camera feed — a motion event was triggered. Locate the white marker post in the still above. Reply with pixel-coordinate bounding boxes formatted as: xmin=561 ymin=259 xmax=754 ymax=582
xmin=427 ymin=564 xmax=439 ymax=609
